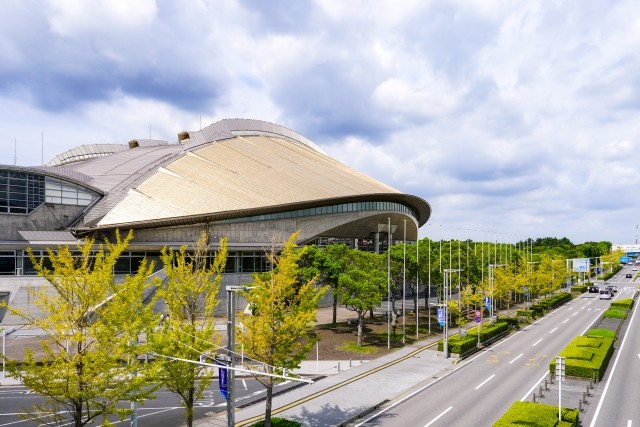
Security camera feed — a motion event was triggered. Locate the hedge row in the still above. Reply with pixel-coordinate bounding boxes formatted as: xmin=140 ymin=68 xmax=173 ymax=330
xmin=437 ymin=321 xmax=511 ymax=355
xmin=549 ymin=335 xmax=615 ymax=381
xmin=610 ymin=298 xmax=634 ymax=310
xmin=493 ymin=401 xmax=579 ymax=427
xmin=518 ymin=292 xmax=572 ymax=319
xmin=603 ymin=309 xmax=627 ymax=319
xmin=571 ymin=284 xmax=588 ymax=293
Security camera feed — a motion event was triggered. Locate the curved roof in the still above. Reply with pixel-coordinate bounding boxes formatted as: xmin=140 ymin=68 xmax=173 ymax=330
xmin=41 ymin=119 xmax=430 ymax=229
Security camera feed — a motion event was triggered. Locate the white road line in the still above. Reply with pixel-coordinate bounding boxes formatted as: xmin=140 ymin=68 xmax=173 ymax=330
xmin=475 ymin=374 xmax=496 ymax=390
xmin=562 ymin=318 xmax=569 ymax=324
xmin=509 ymin=353 xmax=523 ymax=364
xmin=572 ymin=312 xmax=578 ymax=317
xmin=532 ymin=338 xmax=543 ymax=346
xmin=549 ymin=327 xmax=558 ymax=334
xmin=521 ymin=371 xmax=549 ymax=401
xmin=424 ymin=406 xmax=453 ymax=427
xmin=627 ymin=420 xmax=632 ymax=427
xmin=242 ymin=379 xmax=248 ymax=389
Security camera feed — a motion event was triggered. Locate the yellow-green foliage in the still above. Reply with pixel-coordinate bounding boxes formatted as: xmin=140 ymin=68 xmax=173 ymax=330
xmin=1 ymin=230 xmax=159 ymax=426
xmin=238 ymin=231 xmax=328 ymax=425
xmin=493 ymin=401 xmax=579 ymax=426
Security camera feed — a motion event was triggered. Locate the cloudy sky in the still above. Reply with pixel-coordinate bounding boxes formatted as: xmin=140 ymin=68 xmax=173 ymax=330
xmin=1 ymin=0 xmax=639 ymax=245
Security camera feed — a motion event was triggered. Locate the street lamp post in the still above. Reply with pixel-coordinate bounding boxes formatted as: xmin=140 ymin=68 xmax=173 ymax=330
xmin=488 ymin=264 xmax=504 ymax=323
xmin=442 ymin=268 xmax=462 ymax=358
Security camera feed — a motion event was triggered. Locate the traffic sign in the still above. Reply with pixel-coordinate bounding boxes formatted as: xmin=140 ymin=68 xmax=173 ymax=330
xmin=484 ymin=296 xmax=491 ymax=310
xmin=474 ymin=310 xmax=481 ymax=323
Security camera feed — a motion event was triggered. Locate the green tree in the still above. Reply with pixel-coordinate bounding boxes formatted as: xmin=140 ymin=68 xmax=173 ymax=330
xmin=313 ymin=243 xmax=349 ymax=324
xmin=148 ymin=231 xmax=227 ymax=427
xmin=338 ymin=249 xmax=385 ymax=346
xmin=1 ymin=230 xmax=158 ymax=427
xmin=238 ymin=232 xmax=327 ymax=427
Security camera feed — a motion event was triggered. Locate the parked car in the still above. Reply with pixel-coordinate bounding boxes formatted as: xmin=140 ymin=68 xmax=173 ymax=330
xmin=599 ymin=289 xmax=612 ymax=300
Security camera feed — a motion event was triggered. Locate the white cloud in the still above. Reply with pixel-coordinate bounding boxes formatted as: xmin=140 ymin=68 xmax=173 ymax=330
xmin=0 ymin=0 xmax=638 ymax=244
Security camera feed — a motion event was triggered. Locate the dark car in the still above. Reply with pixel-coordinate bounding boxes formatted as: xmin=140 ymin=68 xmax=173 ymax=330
xmin=626 ymin=273 xmax=633 ymax=278
xmin=588 ymin=286 xmax=600 ymax=293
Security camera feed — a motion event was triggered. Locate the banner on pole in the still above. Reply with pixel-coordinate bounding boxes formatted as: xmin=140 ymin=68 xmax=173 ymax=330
xmin=217 ymin=361 xmax=228 ymax=400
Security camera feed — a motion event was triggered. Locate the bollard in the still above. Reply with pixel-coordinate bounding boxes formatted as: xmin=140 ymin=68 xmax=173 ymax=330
xmin=539 ymin=386 xmax=543 ymax=398
xmin=337 ymin=362 xmax=341 ymax=372
xmin=583 ymin=392 xmax=587 ymax=404
xmin=350 ymin=358 xmax=352 ymax=367
xmin=360 ymin=354 xmax=363 ymax=363
xmin=579 ymin=400 xmax=583 ymax=412
xmin=532 ymin=393 xmax=536 ymax=403
xmin=544 ymin=380 xmax=548 ymax=391
xmin=589 ymin=380 xmax=593 ymax=390
xmin=586 ymin=384 xmax=590 ymax=397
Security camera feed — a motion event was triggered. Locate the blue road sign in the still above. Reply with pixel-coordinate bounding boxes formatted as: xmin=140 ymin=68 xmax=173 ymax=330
xmin=484 ymin=296 xmax=491 ymax=310
xmin=437 ymin=308 xmax=445 ymax=326
xmin=218 ymin=361 xmax=228 ymax=400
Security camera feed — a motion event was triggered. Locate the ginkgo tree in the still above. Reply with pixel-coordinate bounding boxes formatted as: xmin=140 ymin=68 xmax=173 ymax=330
xmin=238 ymin=232 xmax=327 ymax=427
xmin=148 ymin=230 xmax=227 ymax=427
xmin=1 ymin=230 xmax=159 ymax=427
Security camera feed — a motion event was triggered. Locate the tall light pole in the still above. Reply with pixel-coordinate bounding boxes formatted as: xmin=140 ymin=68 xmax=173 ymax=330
xmin=443 ymin=268 xmax=462 ymax=358
xmin=387 ymin=217 xmax=391 ymax=350
xmin=402 ymin=220 xmax=406 ymax=345
xmin=488 ymin=264 xmax=504 ymax=323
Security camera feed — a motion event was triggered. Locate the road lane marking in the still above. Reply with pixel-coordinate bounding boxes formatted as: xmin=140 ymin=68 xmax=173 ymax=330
xmin=532 ymin=338 xmax=543 ymax=346
xmin=573 ymin=312 xmax=578 ymax=317
xmin=475 ymin=374 xmax=496 ymax=390
xmin=627 ymin=420 xmax=631 ymax=427
xmin=549 ymin=327 xmax=558 ymax=334
xmin=509 ymin=353 xmax=523 ymax=364
xmin=424 ymin=406 xmax=453 ymax=427
xmin=562 ymin=318 xmax=569 ymax=324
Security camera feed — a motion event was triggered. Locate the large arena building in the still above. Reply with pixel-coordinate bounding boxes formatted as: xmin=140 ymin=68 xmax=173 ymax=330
xmin=0 ymin=119 xmax=430 ymax=323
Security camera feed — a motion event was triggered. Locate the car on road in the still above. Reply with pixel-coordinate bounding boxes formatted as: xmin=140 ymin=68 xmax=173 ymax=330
xmin=588 ymin=286 xmax=600 ymax=293
xmin=634 ymin=268 xmax=638 ymax=271
xmin=626 ymin=273 xmax=633 ymax=278
xmin=599 ymin=289 xmax=612 ymax=300
xmin=606 ymin=285 xmax=617 ymax=294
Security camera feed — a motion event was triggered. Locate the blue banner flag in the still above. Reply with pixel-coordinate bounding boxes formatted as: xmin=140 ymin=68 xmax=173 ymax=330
xmin=218 ymin=362 xmax=228 ymax=400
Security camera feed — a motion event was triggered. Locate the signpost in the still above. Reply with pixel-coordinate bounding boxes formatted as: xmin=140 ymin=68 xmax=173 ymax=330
xmin=556 ymin=356 xmax=565 ymax=422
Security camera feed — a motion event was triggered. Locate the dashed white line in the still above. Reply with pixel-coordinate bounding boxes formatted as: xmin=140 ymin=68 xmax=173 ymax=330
xmin=562 ymin=318 xmax=569 ymax=324
xmin=572 ymin=312 xmax=578 ymax=317
xmin=424 ymin=406 xmax=453 ymax=427
xmin=509 ymin=353 xmax=523 ymax=364
xmin=475 ymin=374 xmax=496 ymax=390
xmin=549 ymin=327 xmax=558 ymax=334
xmin=533 ymin=338 xmax=543 ymax=347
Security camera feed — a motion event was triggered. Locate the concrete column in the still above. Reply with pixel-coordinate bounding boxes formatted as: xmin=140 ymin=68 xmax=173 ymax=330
xmin=374 ymin=232 xmax=380 ymax=254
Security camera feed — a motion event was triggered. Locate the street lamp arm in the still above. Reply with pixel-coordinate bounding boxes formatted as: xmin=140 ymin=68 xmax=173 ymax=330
xmin=148 ymin=352 xmax=314 ymax=384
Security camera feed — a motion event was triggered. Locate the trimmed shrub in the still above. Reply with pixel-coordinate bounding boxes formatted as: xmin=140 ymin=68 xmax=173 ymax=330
xmin=610 ymin=298 xmax=633 ymax=310
xmin=586 ymin=329 xmax=616 ymax=339
xmin=550 ymin=335 xmax=614 ymax=380
xmin=603 ymin=309 xmax=627 ymax=319
xmin=493 ymin=401 xmax=579 ymax=426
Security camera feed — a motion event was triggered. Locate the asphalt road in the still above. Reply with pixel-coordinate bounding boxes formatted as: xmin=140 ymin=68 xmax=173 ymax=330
xmin=355 ymin=290 xmax=613 ymax=426
xmin=0 ymin=376 xmax=304 ymax=426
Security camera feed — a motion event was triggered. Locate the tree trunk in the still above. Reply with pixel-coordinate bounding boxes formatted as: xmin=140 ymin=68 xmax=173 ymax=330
xmin=357 ymin=314 xmax=364 ymax=346
xmin=265 ymin=384 xmax=274 ymax=427
xmin=186 ymin=387 xmax=195 ymax=427
xmin=332 ymin=292 xmax=338 ymax=324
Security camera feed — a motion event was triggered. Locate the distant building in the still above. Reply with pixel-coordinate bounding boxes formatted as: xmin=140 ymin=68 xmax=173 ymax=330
xmin=0 ymin=119 xmax=430 ymax=323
